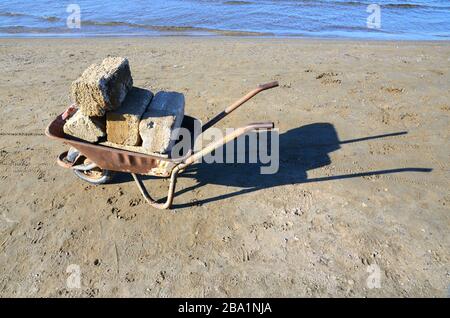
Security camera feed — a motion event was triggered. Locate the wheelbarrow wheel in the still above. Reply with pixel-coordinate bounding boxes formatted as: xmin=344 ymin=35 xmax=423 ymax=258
xmin=73 ymin=167 xmax=114 ymax=185
xmin=72 ymin=157 xmax=114 ymax=185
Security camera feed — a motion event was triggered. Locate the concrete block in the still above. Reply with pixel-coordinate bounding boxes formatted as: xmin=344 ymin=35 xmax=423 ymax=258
xmin=139 ymin=91 xmax=185 ymax=154
xmin=106 ymin=87 xmax=153 ymax=146
xmin=63 ymin=110 xmax=106 ymax=143
xmin=71 ymin=56 xmax=133 ymax=117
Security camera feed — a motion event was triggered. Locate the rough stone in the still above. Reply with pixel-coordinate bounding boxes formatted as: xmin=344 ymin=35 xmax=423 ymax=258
xmin=71 ymin=56 xmax=133 ymax=117
xmin=63 ymin=110 xmax=106 ymax=142
xmin=106 ymin=87 xmax=153 ymax=146
xmin=139 ymin=91 xmax=185 ymax=154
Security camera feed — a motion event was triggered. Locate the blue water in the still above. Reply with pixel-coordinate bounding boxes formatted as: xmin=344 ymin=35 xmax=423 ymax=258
xmin=0 ymin=0 xmax=449 ymax=40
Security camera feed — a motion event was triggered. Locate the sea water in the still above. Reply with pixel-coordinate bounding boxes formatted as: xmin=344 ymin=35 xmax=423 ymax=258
xmin=0 ymin=0 xmax=449 ymax=40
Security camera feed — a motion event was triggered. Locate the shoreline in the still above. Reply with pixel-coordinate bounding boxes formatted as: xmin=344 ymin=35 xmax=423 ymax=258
xmin=2 ymin=34 xmax=450 ymax=43
xmin=1 ymin=36 xmax=450 ymax=45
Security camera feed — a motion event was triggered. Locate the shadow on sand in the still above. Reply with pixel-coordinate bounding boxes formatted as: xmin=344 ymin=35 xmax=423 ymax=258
xmin=115 ymin=123 xmax=432 ymax=208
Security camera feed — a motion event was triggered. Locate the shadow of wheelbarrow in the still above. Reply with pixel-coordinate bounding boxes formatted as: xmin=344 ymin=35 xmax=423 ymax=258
xmin=169 ymin=123 xmax=432 ymax=208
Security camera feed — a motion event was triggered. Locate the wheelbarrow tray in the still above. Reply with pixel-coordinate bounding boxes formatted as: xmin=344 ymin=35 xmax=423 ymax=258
xmin=46 ymin=114 xmax=199 ymax=176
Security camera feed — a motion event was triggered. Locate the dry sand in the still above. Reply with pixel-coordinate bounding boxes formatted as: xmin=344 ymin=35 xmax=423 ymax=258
xmin=0 ymin=38 xmax=448 ymax=297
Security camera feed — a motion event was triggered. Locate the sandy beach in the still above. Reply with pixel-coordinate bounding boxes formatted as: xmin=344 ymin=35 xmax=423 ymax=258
xmin=0 ymin=37 xmax=448 ymax=297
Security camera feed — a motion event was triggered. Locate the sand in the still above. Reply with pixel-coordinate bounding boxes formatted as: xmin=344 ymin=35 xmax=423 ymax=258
xmin=0 ymin=37 xmax=448 ymax=297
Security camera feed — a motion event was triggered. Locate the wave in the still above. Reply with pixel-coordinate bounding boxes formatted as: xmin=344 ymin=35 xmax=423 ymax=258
xmin=43 ymin=16 xmax=60 ymax=22
xmin=299 ymin=1 xmax=445 ymax=9
xmin=336 ymin=2 xmax=430 ymax=9
xmin=0 ymin=14 xmax=271 ymax=35
xmin=336 ymin=1 xmax=366 ymax=6
xmin=0 ymin=11 xmax=61 ymax=22
xmin=326 ymin=24 xmax=394 ymax=34
xmin=0 ymin=22 xmax=273 ymax=37
xmin=0 ymin=26 xmax=71 ymax=34
xmin=81 ymin=20 xmax=273 ymax=36
xmin=338 ymin=2 xmax=450 ymax=10
xmin=384 ymin=3 xmax=426 ymax=9
xmin=1 ymin=24 xmax=448 ymax=40
xmin=223 ymin=1 xmax=253 ymax=5
xmin=0 ymin=11 xmax=27 ymax=17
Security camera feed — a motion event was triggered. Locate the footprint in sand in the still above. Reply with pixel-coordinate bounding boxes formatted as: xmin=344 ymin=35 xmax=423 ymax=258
xmin=381 ymin=86 xmax=405 ymax=94
xmin=316 ymin=72 xmax=342 ymax=85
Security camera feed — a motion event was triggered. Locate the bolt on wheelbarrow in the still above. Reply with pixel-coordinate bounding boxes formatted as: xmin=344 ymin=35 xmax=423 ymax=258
xmin=45 ymin=81 xmax=279 ymax=209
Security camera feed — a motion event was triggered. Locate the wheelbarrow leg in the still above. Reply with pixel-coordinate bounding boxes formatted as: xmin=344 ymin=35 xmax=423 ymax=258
xmin=131 ymin=166 xmax=180 ymax=210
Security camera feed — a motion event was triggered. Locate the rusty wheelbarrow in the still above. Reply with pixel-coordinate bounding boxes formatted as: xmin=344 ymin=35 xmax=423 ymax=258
xmin=46 ymin=81 xmax=279 ymax=209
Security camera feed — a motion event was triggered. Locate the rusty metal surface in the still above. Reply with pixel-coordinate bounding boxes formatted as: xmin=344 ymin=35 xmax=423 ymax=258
xmin=45 ymin=114 xmax=197 ymax=175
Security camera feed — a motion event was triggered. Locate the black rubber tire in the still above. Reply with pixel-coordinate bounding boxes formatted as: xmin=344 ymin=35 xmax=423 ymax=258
xmin=73 ymin=168 xmax=115 ymax=185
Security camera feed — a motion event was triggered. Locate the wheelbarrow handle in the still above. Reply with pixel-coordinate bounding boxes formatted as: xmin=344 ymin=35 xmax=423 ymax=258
xmin=201 ymin=81 xmax=279 ymax=132
xmin=61 ymin=103 xmax=78 ymax=120
xmin=257 ymin=81 xmax=280 ymax=90
xmin=224 ymin=81 xmax=279 ymax=114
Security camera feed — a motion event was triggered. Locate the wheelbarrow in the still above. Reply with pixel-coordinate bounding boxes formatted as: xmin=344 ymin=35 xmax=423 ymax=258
xmin=45 ymin=81 xmax=279 ymax=209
